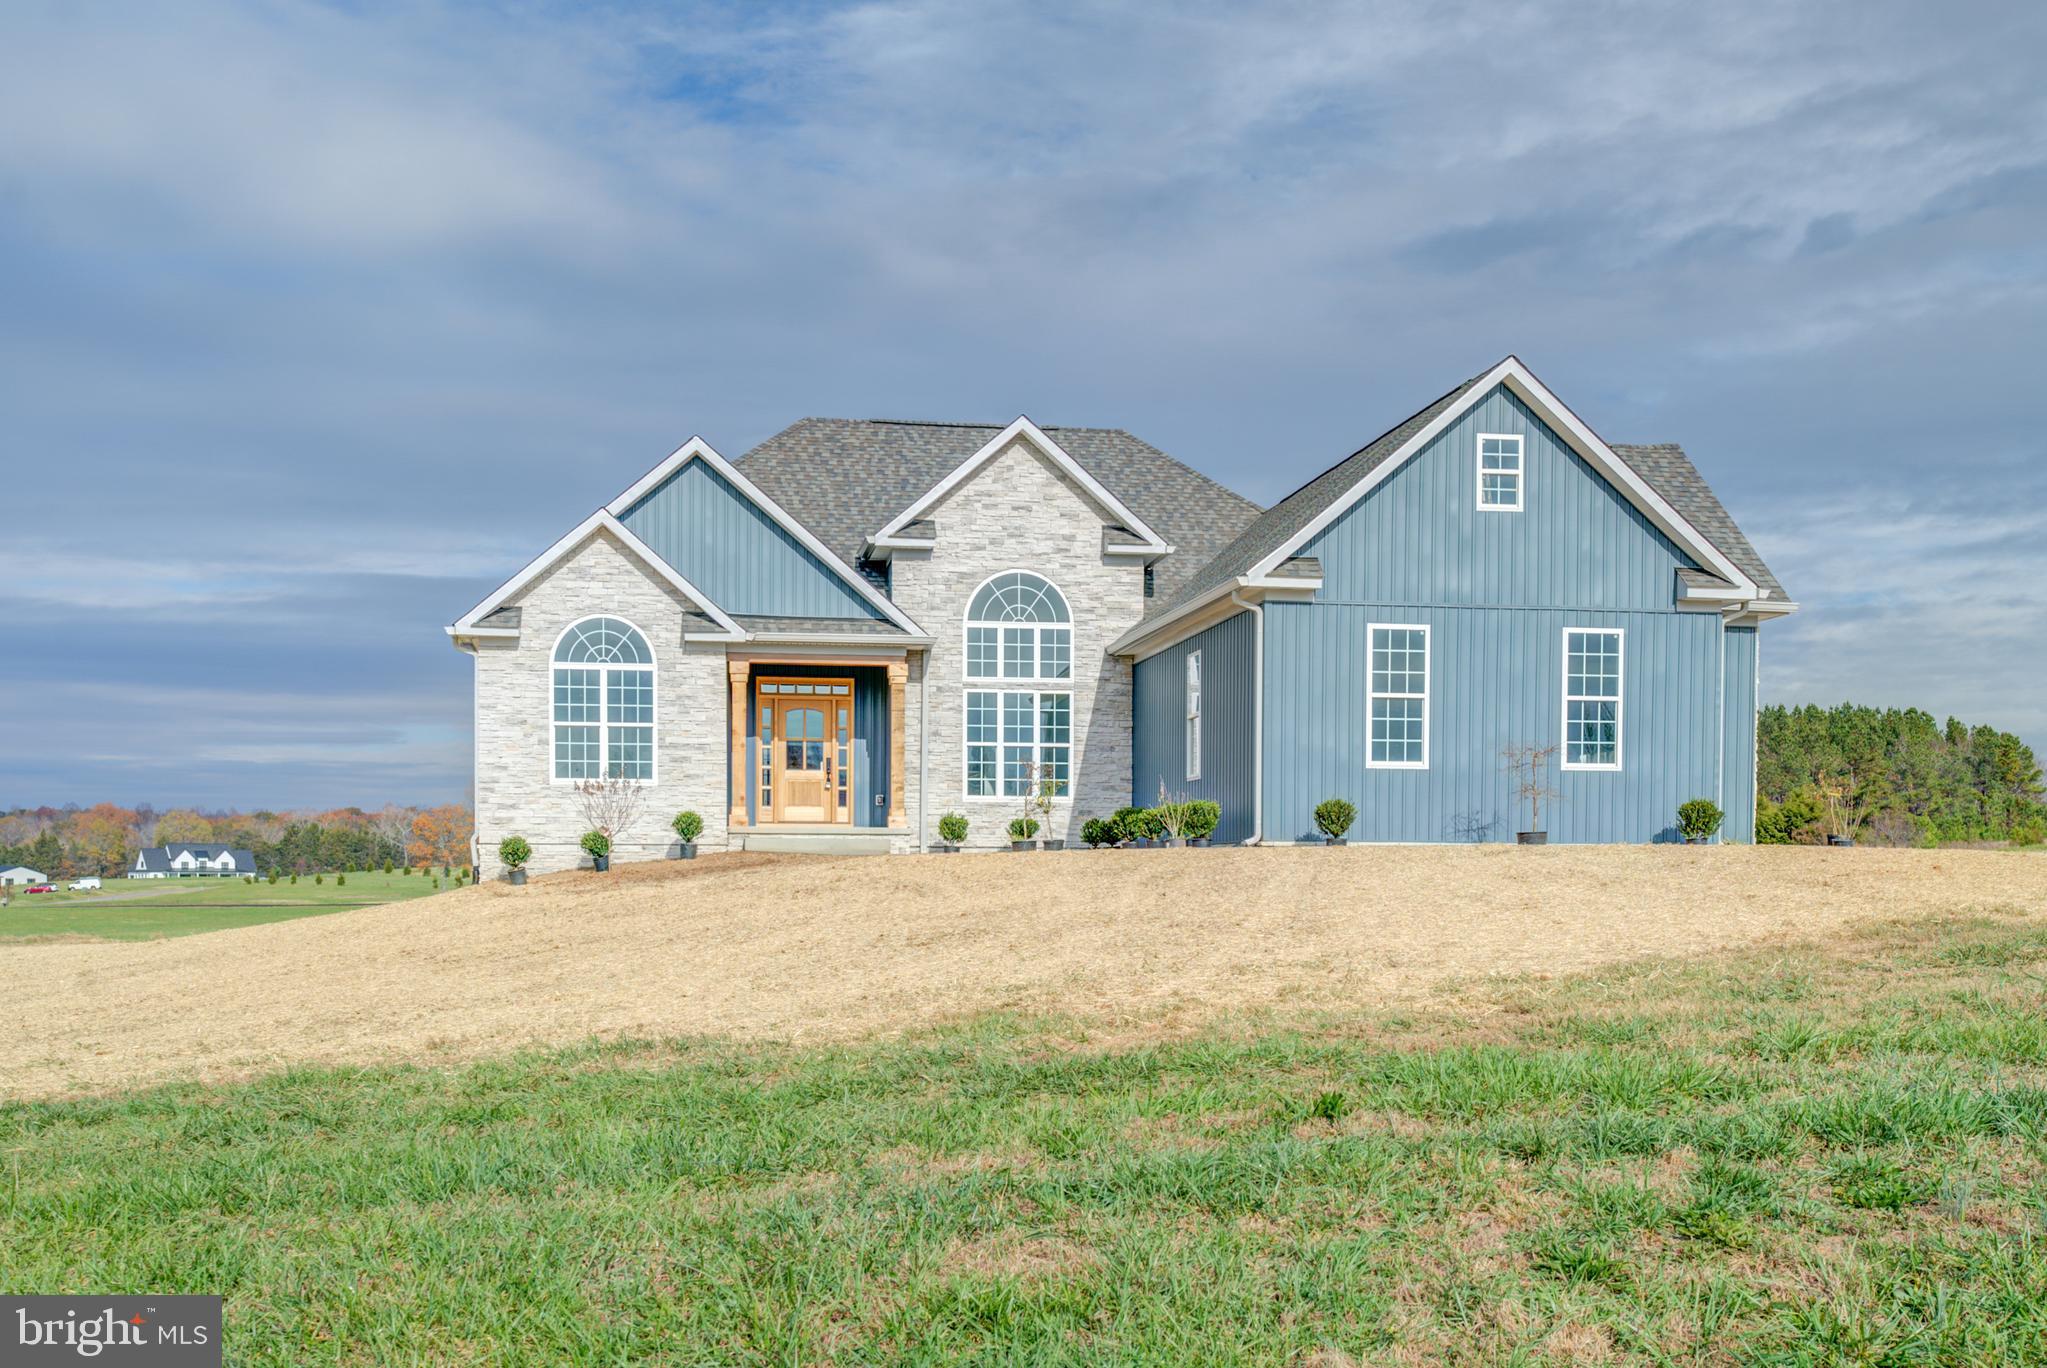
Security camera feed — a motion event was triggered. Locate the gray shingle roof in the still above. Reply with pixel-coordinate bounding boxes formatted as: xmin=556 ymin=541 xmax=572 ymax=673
xmin=135 ymin=845 xmax=258 ymax=872
xmin=1147 ymin=374 xmax=1487 ymax=621
xmin=1611 ymin=444 xmax=1786 ymax=598
xmin=736 ymin=419 xmax=1263 ymax=606
xmin=730 ymin=614 xmax=913 ymax=637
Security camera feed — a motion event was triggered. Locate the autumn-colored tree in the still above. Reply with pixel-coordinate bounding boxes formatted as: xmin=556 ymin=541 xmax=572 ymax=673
xmin=154 ymin=808 xmax=216 ymax=844
xmin=67 ymin=808 xmax=135 ymax=876
xmin=408 ymin=805 xmax=475 ymax=868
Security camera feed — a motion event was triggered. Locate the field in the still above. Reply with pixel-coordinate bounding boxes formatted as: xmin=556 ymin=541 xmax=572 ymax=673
xmin=0 ymin=870 xmax=447 ymax=941
xmin=3 ymin=845 xmax=2043 ymax=1099
xmin=4 ymin=884 xmax=2045 ymax=1363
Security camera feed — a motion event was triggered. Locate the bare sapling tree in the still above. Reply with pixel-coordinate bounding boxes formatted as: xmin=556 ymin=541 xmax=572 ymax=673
xmin=1154 ymin=778 xmax=1190 ymax=841
xmin=575 ymin=775 xmax=646 ymax=846
xmin=1500 ymin=744 xmax=1562 ymax=836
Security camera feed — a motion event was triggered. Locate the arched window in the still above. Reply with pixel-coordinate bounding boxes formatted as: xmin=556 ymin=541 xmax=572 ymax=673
xmin=552 ymin=616 xmax=656 ymax=781
xmin=963 ymin=572 xmax=1071 ymax=799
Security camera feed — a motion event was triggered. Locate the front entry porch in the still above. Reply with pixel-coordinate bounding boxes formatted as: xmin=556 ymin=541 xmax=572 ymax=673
xmin=726 ymin=655 xmax=909 ymax=841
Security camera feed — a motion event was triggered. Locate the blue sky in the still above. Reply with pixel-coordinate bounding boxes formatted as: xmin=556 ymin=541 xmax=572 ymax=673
xmin=2 ymin=1 xmax=2043 ymax=809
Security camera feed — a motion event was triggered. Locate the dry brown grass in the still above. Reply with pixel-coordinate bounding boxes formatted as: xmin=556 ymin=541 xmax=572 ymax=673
xmin=2 ymin=844 xmax=2040 ymax=1099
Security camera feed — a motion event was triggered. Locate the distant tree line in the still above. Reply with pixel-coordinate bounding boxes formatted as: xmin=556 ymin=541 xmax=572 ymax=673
xmin=0 ymin=803 xmax=475 ymax=879
xmin=1758 ymin=704 xmax=2044 ymax=846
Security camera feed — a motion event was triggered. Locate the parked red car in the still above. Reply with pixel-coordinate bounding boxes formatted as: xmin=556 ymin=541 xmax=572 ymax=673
xmin=24 ymin=883 xmax=57 ymax=894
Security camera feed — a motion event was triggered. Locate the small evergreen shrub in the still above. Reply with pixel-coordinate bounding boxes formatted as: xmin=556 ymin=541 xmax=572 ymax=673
xmin=383 ymin=861 xmax=393 ymax=875
xmin=1182 ymin=800 xmax=1221 ymax=842
xmin=499 ymin=836 xmax=532 ymax=871
xmin=314 ymin=874 xmax=324 ymax=885
xmin=937 ymin=812 xmax=968 ymax=845
xmin=580 ymin=831 xmax=611 ymax=860
xmin=267 ymin=869 xmax=279 ymax=885
xmin=1133 ymin=807 xmax=1167 ymax=841
xmin=290 ymin=873 xmax=298 ymax=884
xmin=1007 ymin=817 xmax=1040 ymax=841
xmin=442 ymin=865 xmax=452 ymax=878
xmin=1081 ymin=817 xmax=1115 ymax=848
xmin=432 ymin=876 xmax=440 ymax=889
xmin=671 ymin=811 xmax=704 ymax=843
xmin=1314 ymin=798 xmax=1357 ymax=840
xmin=1109 ymin=806 xmax=1146 ymax=844
xmin=1678 ymin=798 xmax=1725 ymax=842
xmin=336 ymin=873 xmax=346 ymax=886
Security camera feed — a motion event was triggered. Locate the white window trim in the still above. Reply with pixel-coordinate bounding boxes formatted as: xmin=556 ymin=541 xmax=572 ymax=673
xmin=1561 ymin=626 xmax=1624 ymax=772
xmin=549 ymin=615 xmax=659 ymax=785
xmin=1366 ymin=622 xmax=1430 ymax=770
xmin=961 ymin=571 xmax=1075 ymax=802
xmin=1185 ymin=650 xmax=1202 ymax=781
xmin=961 ymin=687 xmax=1074 ymax=801
xmin=1476 ymin=432 xmax=1524 ymax=512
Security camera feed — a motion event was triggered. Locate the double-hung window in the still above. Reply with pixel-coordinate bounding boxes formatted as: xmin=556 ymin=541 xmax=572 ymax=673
xmin=552 ymin=616 xmax=656 ymax=781
xmin=1477 ymin=433 xmax=1523 ymax=511
xmin=964 ymin=572 xmax=1073 ymax=797
xmin=1368 ymin=624 xmax=1428 ymax=768
xmin=1563 ymin=628 xmax=1623 ymax=770
xmin=1185 ymin=650 xmax=1202 ymax=781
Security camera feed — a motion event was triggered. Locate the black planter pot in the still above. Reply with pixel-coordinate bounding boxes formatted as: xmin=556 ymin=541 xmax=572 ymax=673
xmin=591 ymin=854 xmax=611 ymax=871
xmin=1827 ymin=834 xmax=1855 ymax=847
xmin=508 ymin=868 xmax=527 ymax=886
xmin=1042 ymin=839 xmax=1065 ymax=851
xmin=1323 ymin=835 xmax=1348 ymax=846
xmin=1189 ymin=837 xmax=1210 ymax=848
xmin=1161 ymin=837 xmax=1185 ymax=848
xmin=1130 ymin=837 xmax=1151 ymax=849
xmin=676 ymin=843 xmax=698 ymax=860
xmin=1010 ymin=840 xmax=1037 ymax=852
xmin=936 ymin=844 xmax=958 ymax=854
xmin=1516 ymin=832 xmax=1547 ymax=846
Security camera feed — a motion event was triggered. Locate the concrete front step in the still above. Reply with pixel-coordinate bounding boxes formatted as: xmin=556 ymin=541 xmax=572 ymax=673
xmin=736 ymin=831 xmax=900 ymax=855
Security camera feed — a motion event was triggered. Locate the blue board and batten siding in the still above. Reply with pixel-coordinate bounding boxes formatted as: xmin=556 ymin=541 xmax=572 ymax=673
xmin=618 ymin=458 xmax=882 ymax=619
xmin=1131 ymin=611 xmax=1257 ymax=845
xmin=738 ymin=663 xmax=891 ymax=828
xmin=1247 ymin=381 xmax=1758 ymax=845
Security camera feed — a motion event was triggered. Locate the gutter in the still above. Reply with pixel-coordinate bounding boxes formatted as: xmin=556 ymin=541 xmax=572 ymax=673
xmin=917 ymin=652 xmax=928 ymax=853
xmin=1228 ymin=589 xmax=1264 ymax=846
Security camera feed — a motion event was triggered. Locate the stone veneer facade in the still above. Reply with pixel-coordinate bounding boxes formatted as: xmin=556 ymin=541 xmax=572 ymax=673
xmin=888 ymin=438 xmax=1145 ymax=850
xmin=467 ymin=437 xmax=1149 ymax=868
xmin=471 ymin=530 xmax=729 ymax=876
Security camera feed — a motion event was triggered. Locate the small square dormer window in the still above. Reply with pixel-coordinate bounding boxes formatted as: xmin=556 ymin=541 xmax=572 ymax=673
xmin=1478 ymin=434 xmax=1523 ymax=511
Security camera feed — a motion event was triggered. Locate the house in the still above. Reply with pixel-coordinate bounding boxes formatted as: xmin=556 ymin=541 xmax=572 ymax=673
xmin=451 ymin=356 xmax=1792 ymax=872
xmin=0 ymin=865 xmax=48 ymax=887
xmin=129 ymin=844 xmax=258 ymax=878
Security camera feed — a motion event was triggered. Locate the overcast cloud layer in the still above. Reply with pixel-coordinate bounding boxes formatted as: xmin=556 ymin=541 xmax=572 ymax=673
xmin=2 ymin=1 xmax=2043 ymax=809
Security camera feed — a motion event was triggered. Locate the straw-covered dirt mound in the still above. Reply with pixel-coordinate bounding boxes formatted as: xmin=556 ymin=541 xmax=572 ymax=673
xmin=4 ymin=845 xmax=2042 ymax=1098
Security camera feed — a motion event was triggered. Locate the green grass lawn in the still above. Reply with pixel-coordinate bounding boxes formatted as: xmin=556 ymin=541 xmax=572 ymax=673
xmin=6 ymin=910 xmax=2046 ymax=1364
xmin=0 ymin=871 xmax=448 ymax=941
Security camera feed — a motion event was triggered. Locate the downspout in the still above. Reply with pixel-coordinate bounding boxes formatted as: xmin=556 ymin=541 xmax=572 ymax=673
xmin=1229 ymin=589 xmax=1264 ymax=845
xmin=917 ymin=650 xmax=929 ymax=852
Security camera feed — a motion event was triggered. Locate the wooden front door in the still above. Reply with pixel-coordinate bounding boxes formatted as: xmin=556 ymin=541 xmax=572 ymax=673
xmin=758 ymin=678 xmax=853 ymax=824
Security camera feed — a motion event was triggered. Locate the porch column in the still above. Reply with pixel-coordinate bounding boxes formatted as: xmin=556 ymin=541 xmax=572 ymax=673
xmin=728 ymin=660 xmax=749 ymax=830
xmin=887 ymin=659 xmax=907 ymax=829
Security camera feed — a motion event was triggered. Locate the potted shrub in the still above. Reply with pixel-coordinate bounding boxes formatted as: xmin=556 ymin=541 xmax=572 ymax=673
xmin=580 ymin=830 xmax=612 ymax=872
xmin=1501 ymin=744 xmax=1561 ymax=845
xmin=1152 ymin=782 xmax=1191 ymax=848
xmin=1183 ymin=800 xmax=1221 ymax=847
xmin=1110 ymin=806 xmax=1146 ymax=848
xmin=937 ymin=811 xmax=968 ymax=852
xmin=1081 ymin=817 xmax=1115 ymax=848
xmin=1314 ymin=798 xmax=1356 ymax=845
xmin=1007 ymin=816 xmax=1040 ymax=852
xmin=1677 ymin=798 xmax=1723 ymax=845
xmin=575 ymin=775 xmax=643 ymax=873
xmin=1133 ymin=807 xmax=1167 ymax=848
xmin=670 ymin=810 xmax=703 ymax=860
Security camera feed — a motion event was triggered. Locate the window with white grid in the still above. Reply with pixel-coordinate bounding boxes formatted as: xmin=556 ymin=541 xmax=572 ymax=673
xmin=551 ymin=616 xmax=656 ymax=781
xmin=1368 ymin=624 xmax=1429 ymax=768
xmin=1563 ymin=628 xmax=1623 ymax=770
xmin=1477 ymin=433 xmax=1523 ymax=511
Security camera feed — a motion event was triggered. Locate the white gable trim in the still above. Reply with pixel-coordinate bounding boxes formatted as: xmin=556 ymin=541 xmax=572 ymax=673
xmin=604 ymin=437 xmax=925 ymax=635
xmin=870 ymin=417 xmax=1171 ymax=556
xmin=1247 ymin=358 xmax=1760 ymax=597
xmin=448 ymin=510 xmax=745 ymax=641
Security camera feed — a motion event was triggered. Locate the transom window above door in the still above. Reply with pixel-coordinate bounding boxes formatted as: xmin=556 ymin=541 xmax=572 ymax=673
xmin=965 ymin=571 xmax=1071 ymax=681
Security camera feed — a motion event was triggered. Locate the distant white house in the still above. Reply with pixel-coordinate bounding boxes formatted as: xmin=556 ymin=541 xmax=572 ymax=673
xmin=0 ymin=865 xmax=47 ymax=886
xmin=129 ymin=844 xmax=258 ymax=879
